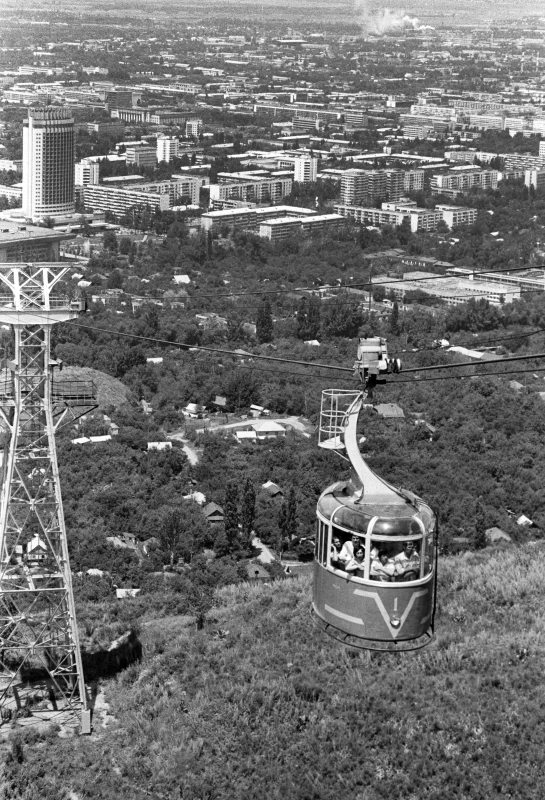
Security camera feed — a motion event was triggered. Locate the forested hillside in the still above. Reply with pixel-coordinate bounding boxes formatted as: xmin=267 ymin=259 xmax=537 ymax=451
xmin=3 ymin=546 xmax=545 ymax=800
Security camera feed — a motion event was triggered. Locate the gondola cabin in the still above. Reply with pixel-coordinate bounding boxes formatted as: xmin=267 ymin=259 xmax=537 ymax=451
xmin=311 ymin=340 xmax=437 ymax=651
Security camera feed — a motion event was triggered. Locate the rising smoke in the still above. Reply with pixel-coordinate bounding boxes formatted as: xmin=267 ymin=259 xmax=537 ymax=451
xmin=355 ymin=0 xmax=434 ymax=35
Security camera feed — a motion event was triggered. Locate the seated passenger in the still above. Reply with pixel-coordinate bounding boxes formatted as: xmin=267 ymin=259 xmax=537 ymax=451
xmin=330 ymin=536 xmax=343 ymax=570
xmin=338 ymin=534 xmax=361 ymax=568
xmin=393 ymin=541 xmax=420 ymax=581
xmin=370 ymin=550 xmax=395 ymax=582
xmin=345 ymin=545 xmax=365 ymax=578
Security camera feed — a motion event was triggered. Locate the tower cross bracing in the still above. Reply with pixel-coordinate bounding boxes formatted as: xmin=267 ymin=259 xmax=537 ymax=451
xmin=0 ymin=263 xmax=94 ymax=733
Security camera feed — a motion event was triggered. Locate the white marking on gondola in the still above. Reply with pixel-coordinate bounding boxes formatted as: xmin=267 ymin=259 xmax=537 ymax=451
xmin=354 ymin=590 xmax=428 ymax=639
xmin=420 ymin=610 xmax=431 ymax=625
xmin=394 ymin=597 xmax=398 ymax=613
xmin=324 ymin=604 xmax=364 ymax=626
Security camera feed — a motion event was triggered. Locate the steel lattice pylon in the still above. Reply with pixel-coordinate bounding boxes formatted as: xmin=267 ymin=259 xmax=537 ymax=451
xmin=0 ymin=264 xmax=92 ymax=734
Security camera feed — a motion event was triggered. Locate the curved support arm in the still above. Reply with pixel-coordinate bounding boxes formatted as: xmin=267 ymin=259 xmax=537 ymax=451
xmin=344 ymin=394 xmax=407 ymax=506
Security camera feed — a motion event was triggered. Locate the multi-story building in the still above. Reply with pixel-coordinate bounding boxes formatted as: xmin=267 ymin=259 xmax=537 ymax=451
xmin=294 ymin=155 xmax=318 ymax=184
xmin=209 ymin=176 xmax=293 ymax=206
xmin=200 ymin=205 xmax=316 ymax=231
xmin=436 ymin=204 xmax=477 ymax=228
xmin=258 ymin=213 xmax=343 ymax=242
xmin=83 ymin=184 xmax=170 ymax=216
xmin=403 ymin=169 xmax=425 ymax=193
xmin=22 ymin=106 xmax=75 ymax=221
xmin=0 ymin=220 xmax=73 ymax=262
xmin=0 ymin=184 xmax=22 ymax=202
xmin=75 ymin=160 xmax=99 ymax=187
xmin=157 ymin=135 xmax=179 ymax=163
xmin=430 ymin=167 xmax=498 ymax=199
xmin=185 ymin=118 xmax=203 ymax=138
xmin=540 ymin=141 xmax=545 ymax=158
xmin=340 ymin=169 xmax=387 ymax=205
xmin=125 ymin=144 xmax=157 ymax=168
xmin=468 ymin=114 xmax=504 ymax=131
xmin=0 ymin=159 xmax=23 ymax=172
xmin=340 ymin=169 xmax=409 ymax=205
xmin=525 ymin=170 xmax=545 ymax=193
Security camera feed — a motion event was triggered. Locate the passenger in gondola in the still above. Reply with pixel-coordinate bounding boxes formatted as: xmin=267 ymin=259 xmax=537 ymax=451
xmin=345 ymin=545 xmax=365 ymax=578
xmin=330 ymin=536 xmax=343 ymax=570
xmin=338 ymin=533 xmax=361 ymax=567
xmin=370 ymin=550 xmax=395 ymax=582
xmin=394 ymin=541 xmax=420 ymax=581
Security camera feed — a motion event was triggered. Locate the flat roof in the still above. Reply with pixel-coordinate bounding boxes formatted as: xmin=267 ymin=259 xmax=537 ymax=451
xmin=0 ymin=221 xmax=73 ymax=245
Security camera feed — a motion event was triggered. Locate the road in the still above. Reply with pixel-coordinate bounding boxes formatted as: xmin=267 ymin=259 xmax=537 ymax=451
xmin=167 ymin=432 xmax=200 ymax=464
xmin=251 ymin=536 xmax=276 ymax=564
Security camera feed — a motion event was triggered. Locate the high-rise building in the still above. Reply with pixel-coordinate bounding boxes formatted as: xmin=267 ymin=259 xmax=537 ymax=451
xmin=185 ymin=118 xmax=203 ymax=138
xmin=294 ymin=155 xmax=318 ymax=183
xmin=157 ymin=135 xmax=179 ymax=163
xmin=22 ymin=107 xmax=75 ymax=221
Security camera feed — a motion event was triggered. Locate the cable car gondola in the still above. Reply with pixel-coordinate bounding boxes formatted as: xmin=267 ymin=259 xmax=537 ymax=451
xmin=311 ymin=338 xmax=437 ymax=652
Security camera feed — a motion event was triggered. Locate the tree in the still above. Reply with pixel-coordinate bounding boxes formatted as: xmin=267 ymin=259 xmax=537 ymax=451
xmin=296 ymin=296 xmax=321 ymax=340
xmin=223 ymin=481 xmax=239 ymax=553
xmin=158 ymin=509 xmax=186 ymax=567
xmin=240 ymin=478 xmax=256 ymax=547
xmin=279 ymin=487 xmax=298 ymax=545
xmin=389 ymin=301 xmax=400 ymax=336
xmin=256 ymin=297 xmax=273 ymax=344
xmin=474 ymin=501 xmax=488 ymax=550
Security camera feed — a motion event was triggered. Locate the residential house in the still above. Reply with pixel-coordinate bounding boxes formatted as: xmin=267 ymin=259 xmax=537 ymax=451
xmin=203 ymin=502 xmax=224 ymax=525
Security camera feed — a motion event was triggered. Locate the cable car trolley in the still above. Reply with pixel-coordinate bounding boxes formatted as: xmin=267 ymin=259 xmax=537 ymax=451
xmin=312 ymin=338 xmax=437 ymax=652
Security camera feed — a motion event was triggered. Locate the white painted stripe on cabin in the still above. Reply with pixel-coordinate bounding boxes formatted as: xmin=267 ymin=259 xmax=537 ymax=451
xmin=324 ymin=604 xmax=364 ymax=626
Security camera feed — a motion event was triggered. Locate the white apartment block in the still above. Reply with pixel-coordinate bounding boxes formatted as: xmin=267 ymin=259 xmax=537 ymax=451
xmin=294 ymin=155 xmax=318 ymax=183
xmin=468 ymin=115 xmax=504 ymax=130
xmin=430 ymin=167 xmax=498 ymax=198
xmin=258 ymin=213 xmax=342 ymax=242
xmin=185 ymin=118 xmax=203 ymax=138
xmin=403 ymin=170 xmax=424 ymax=193
xmin=156 ymin=135 xmax=179 ymax=163
xmin=75 ymin=160 xmax=99 ymax=187
xmin=524 ymin=170 xmax=545 ymax=193
xmin=83 ymin=184 xmax=170 ymax=216
xmin=125 ymin=144 xmax=157 ymax=168
xmin=0 ymin=159 xmax=22 ymax=172
xmin=540 ymin=141 xmax=545 ymax=158
xmin=208 ymin=176 xmax=293 ymax=205
xmin=436 ymin=205 xmax=477 ymax=228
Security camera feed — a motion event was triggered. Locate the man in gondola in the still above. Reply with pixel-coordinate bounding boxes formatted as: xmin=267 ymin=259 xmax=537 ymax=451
xmin=393 ymin=541 xmax=420 ymax=580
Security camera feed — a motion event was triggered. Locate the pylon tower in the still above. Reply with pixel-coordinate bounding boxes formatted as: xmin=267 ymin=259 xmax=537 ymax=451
xmin=0 ymin=264 xmax=92 ymax=733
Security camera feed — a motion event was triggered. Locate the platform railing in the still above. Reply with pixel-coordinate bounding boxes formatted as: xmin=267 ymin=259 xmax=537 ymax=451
xmin=318 ymin=389 xmax=361 ymax=452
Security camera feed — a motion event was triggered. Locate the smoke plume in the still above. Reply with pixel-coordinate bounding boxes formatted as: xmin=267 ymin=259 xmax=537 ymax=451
xmin=355 ymin=0 xmax=434 ymax=35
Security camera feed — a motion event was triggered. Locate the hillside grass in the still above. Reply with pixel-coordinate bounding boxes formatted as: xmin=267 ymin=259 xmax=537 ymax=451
xmin=60 ymin=366 xmax=130 ymax=410
xmin=3 ymin=545 xmax=545 ymax=800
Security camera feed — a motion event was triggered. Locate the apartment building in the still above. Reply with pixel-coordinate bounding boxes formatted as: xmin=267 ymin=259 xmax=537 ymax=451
xmin=403 ymin=170 xmax=425 ymax=193
xmin=524 ymin=170 xmax=545 ymax=193
xmin=185 ymin=118 xmax=203 ymax=138
xmin=209 ymin=176 xmax=293 ymax=205
xmin=436 ymin=205 xmax=477 ymax=228
xmin=430 ymin=167 xmax=499 ymax=198
xmin=200 ymin=205 xmax=315 ymax=231
xmin=75 ymin=160 xmax=99 ymax=187
xmin=258 ymin=213 xmax=343 ymax=242
xmin=83 ymin=184 xmax=170 ymax=215
xmin=157 ymin=135 xmax=179 ymax=163
xmin=125 ymin=144 xmax=157 ymax=168
xmin=294 ymin=154 xmax=318 ymax=184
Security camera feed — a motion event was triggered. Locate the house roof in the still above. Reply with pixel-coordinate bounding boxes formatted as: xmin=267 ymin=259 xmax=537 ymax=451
xmin=485 ymin=527 xmax=512 ymax=543
xmin=262 ymin=480 xmax=283 ymax=495
xmin=251 ymin=420 xmax=286 ymax=432
xmin=236 ymin=430 xmax=257 ymax=440
xmin=374 ymin=403 xmax=405 ymax=419
xmin=203 ymin=502 xmax=224 ymax=517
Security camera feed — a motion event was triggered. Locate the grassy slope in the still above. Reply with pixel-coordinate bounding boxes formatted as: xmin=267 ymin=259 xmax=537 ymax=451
xmin=4 ymin=545 xmax=545 ymax=800
xmin=60 ymin=366 xmax=130 ymax=410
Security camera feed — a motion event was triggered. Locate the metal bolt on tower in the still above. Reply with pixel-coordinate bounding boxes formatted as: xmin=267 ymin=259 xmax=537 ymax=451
xmin=0 ymin=264 xmax=91 ymax=733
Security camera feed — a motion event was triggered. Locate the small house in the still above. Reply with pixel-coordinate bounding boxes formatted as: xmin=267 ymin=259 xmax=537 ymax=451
xmin=262 ymin=480 xmax=283 ymax=497
xmin=116 ymin=588 xmax=141 ymax=599
xmin=236 ymin=430 xmax=257 ymax=443
xmin=251 ymin=420 xmax=286 ymax=439
xmin=183 ymin=403 xmax=207 ymax=419
xmin=374 ymin=403 xmax=405 ymax=420
xmin=26 ymin=535 xmax=47 ymax=564
xmin=245 ymin=562 xmax=270 ymax=582
xmin=485 ymin=527 xmax=512 ymax=545
xmin=147 ymin=441 xmax=172 ymax=451
xmin=203 ymin=502 xmax=224 ymax=525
